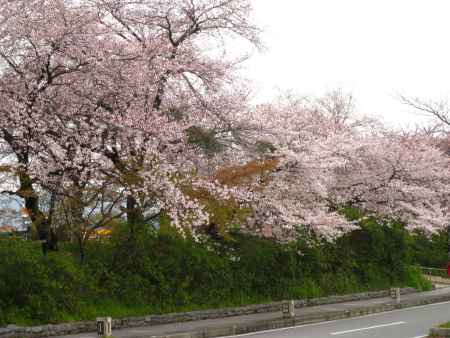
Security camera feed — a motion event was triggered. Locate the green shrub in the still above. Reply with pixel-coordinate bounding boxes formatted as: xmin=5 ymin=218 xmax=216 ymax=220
xmin=410 ymin=230 xmax=448 ymax=268
xmin=0 ymin=213 xmax=436 ymax=326
xmin=404 ymin=265 xmax=432 ymax=291
xmin=0 ymin=240 xmax=93 ymax=325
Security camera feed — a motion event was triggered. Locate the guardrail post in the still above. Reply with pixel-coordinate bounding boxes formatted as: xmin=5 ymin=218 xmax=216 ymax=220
xmin=96 ymin=317 xmax=112 ymax=337
xmin=282 ymin=300 xmax=295 ymax=318
xmin=390 ymin=288 xmax=400 ymax=304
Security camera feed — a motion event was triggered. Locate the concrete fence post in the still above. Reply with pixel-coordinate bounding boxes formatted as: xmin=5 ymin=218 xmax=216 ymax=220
xmin=96 ymin=317 xmax=112 ymax=337
xmin=282 ymin=300 xmax=295 ymax=318
xmin=390 ymin=288 xmax=401 ymax=304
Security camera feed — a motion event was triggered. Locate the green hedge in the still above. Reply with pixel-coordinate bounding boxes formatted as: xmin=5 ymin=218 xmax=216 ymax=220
xmin=0 ymin=240 xmax=95 ymax=325
xmin=409 ymin=229 xmax=448 ymax=269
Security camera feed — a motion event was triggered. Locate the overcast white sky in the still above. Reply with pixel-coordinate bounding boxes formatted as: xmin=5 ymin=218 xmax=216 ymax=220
xmin=244 ymin=0 xmax=450 ymax=127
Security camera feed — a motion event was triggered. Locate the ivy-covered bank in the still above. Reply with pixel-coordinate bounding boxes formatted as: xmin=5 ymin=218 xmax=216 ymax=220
xmin=0 ymin=216 xmax=436 ymax=327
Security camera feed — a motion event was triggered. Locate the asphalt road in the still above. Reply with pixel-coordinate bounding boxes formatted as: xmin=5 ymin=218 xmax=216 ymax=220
xmin=226 ymin=300 xmax=450 ymax=338
xmin=53 ymin=287 xmax=450 ymax=338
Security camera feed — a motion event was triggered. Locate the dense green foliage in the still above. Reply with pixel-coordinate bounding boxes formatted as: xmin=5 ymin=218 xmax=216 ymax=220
xmin=0 ymin=215 xmax=434 ymax=327
xmin=410 ymin=230 xmax=448 ymax=269
xmin=0 ymin=241 xmax=95 ymax=325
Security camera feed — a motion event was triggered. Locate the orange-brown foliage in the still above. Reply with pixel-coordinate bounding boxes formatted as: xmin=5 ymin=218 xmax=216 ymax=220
xmin=215 ymin=158 xmax=279 ymax=187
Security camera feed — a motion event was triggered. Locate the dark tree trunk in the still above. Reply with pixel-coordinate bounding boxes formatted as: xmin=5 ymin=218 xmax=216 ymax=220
xmin=68 ymin=183 xmax=86 ymax=260
xmin=126 ymin=195 xmax=144 ymax=230
xmin=77 ymin=235 xmax=85 ymax=263
xmin=103 ymin=147 xmax=144 ymax=230
xmin=19 ymin=172 xmax=57 ymax=254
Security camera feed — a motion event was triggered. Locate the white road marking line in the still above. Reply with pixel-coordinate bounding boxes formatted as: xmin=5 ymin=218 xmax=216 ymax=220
xmin=410 ymin=335 xmax=427 ymax=338
xmin=330 ymin=321 xmax=406 ymax=335
xmin=215 ymin=300 xmax=450 ymax=338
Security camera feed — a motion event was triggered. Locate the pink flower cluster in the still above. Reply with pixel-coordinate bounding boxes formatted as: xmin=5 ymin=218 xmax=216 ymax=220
xmin=0 ymin=1 xmax=448 ymax=239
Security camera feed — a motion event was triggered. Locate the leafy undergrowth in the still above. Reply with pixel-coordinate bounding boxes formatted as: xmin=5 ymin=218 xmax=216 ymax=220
xmin=0 ymin=220 xmax=433 ymax=327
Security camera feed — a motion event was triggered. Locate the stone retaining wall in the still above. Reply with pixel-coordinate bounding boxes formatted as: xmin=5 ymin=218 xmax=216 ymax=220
xmin=0 ymin=287 xmax=417 ymax=338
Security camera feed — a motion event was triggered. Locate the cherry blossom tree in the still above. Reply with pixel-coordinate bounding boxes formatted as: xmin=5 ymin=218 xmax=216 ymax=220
xmin=0 ymin=0 xmax=101 ymax=252
xmin=399 ymin=95 xmax=450 ymax=264
xmin=232 ymin=94 xmax=360 ymax=239
xmin=0 ymin=0 xmax=260 ymax=252
xmin=231 ymin=93 xmax=450 ymax=240
xmin=331 ymin=132 xmax=450 ymax=233
xmin=86 ymin=0 xmax=262 ymax=226
xmin=1 ymin=0 xmax=448 ymax=251
xmin=400 ymin=95 xmax=450 ymax=134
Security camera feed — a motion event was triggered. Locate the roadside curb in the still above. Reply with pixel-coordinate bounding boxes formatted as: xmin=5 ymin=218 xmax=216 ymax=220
xmin=430 ymin=326 xmax=450 ymax=337
xmin=148 ymin=294 xmax=450 ymax=338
